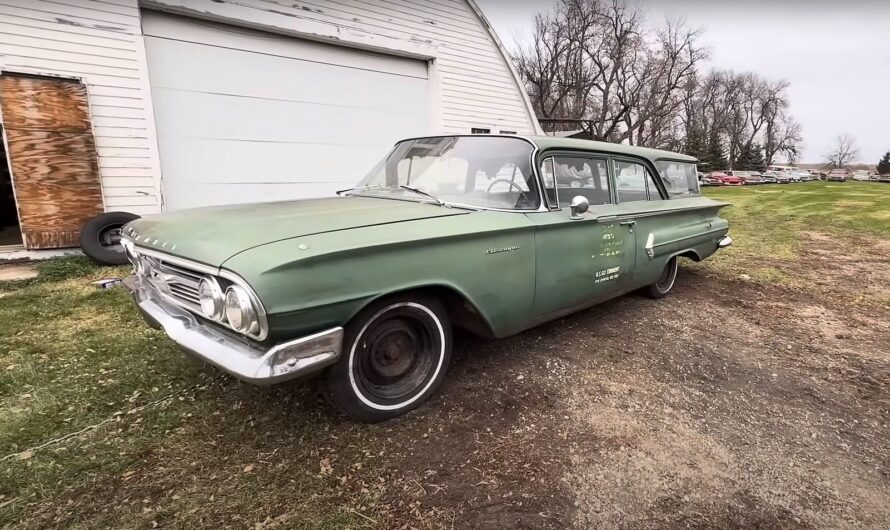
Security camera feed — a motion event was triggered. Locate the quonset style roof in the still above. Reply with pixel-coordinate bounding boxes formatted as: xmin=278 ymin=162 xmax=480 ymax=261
xmin=526 ymin=136 xmax=698 ymax=164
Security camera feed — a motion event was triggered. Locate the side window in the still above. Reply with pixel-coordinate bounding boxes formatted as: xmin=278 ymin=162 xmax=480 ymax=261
xmin=655 ymin=160 xmax=700 ymax=198
xmin=614 ymin=160 xmax=662 ymax=202
xmin=543 ymin=156 xmax=610 ymax=208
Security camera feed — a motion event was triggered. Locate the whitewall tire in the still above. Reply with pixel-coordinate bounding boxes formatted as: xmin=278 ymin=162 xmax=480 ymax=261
xmin=325 ymin=294 xmax=452 ymax=422
xmin=646 ymin=256 xmax=679 ymax=299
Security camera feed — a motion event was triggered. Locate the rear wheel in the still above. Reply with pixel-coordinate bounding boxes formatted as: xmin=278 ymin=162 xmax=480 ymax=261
xmin=646 ymin=256 xmax=679 ymax=299
xmin=325 ymin=294 xmax=451 ymax=422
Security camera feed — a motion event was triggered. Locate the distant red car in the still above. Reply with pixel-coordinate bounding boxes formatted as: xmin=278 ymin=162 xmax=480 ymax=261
xmin=708 ymin=171 xmax=743 ymax=186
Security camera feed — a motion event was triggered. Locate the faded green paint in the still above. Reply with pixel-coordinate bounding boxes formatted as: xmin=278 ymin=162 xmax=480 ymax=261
xmin=126 ymin=196 xmax=466 ymax=267
xmin=125 ymin=136 xmax=729 ymax=345
xmin=528 ymin=135 xmax=698 ymax=164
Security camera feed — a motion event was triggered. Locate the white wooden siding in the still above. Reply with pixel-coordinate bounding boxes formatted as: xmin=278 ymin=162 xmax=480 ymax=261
xmin=0 ymin=0 xmax=162 ymax=215
xmin=0 ymin=0 xmax=538 ymax=216
xmin=143 ymin=0 xmax=538 ymax=135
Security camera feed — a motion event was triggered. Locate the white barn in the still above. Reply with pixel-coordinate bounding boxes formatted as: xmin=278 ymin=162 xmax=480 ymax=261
xmin=0 ymin=0 xmax=540 ymax=250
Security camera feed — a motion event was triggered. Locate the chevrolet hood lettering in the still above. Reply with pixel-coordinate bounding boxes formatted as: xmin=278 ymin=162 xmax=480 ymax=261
xmin=126 ymin=196 xmax=468 ymax=267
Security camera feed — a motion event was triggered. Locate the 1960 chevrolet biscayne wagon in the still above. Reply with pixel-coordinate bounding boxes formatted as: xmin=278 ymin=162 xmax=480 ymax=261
xmin=122 ymin=135 xmax=731 ymax=421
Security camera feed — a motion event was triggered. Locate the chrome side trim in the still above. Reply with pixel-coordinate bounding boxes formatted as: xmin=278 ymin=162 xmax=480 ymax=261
xmin=124 ymin=275 xmax=342 ymax=385
xmin=650 ymin=228 xmax=729 ymax=250
xmin=645 ymin=232 xmax=655 ymax=259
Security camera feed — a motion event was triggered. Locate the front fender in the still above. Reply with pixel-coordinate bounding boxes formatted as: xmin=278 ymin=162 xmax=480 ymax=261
xmin=223 ymin=212 xmax=537 ymax=342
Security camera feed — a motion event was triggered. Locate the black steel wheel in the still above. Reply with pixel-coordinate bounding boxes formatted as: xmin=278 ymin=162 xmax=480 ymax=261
xmin=646 ymin=256 xmax=679 ymax=299
xmin=79 ymin=212 xmax=140 ymax=265
xmin=325 ymin=294 xmax=451 ymax=422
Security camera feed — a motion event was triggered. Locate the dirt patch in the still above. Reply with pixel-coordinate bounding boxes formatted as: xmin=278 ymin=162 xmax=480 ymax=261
xmin=365 ymin=261 xmax=890 ymax=528
xmin=553 ymin=273 xmax=890 ymax=529
xmin=0 ymin=264 xmax=37 ymax=281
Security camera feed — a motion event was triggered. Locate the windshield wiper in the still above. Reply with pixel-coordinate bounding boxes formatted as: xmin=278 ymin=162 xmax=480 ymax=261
xmin=336 ymin=184 xmax=382 ymax=196
xmin=399 ymin=185 xmax=444 ymax=206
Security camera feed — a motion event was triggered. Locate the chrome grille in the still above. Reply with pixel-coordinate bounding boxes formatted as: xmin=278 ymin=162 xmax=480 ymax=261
xmin=140 ymin=256 xmax=205 ymax=311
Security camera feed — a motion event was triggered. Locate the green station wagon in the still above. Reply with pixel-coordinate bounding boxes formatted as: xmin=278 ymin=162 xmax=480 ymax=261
xmin=121 ymin=135 xmax=731 ymax=421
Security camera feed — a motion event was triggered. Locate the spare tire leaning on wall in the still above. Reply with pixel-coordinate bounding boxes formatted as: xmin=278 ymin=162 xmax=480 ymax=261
xmin=80 ymin=212 xmax=140 ymax=265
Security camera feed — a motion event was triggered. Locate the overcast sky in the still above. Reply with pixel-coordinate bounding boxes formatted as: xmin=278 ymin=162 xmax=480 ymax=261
xmin=476 ymin=0 xmax=890 ymax=164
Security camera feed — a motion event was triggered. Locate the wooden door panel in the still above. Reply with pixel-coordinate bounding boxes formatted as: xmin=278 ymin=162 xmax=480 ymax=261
xmin=0 ymin=75 xmax=92 ymax=131
xmin=0 ymin=75 xmax=103 ymax=249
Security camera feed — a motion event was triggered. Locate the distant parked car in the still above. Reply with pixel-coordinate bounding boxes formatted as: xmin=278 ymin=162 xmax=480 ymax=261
xmin=762 ymin=171 xmax=790 ymax=184
xmin=726 ymin=170 xmax=762 ymax=185
xmin=746 ymin=171 xmax=767 ymax=184
xmin=827 ymin=169 xmax=849 ymax=182
xmin=852 ymin=170 xmax=871 ymax=181
xmin=758 ymin=172 xmax=778 ymax=184
xmin=708 ymin=171 xmax=743 ymax=186
xmin=791 ymin=171 xmax=812 ymax=182
xmin=878 ymin=174 xmax=890 ymax=183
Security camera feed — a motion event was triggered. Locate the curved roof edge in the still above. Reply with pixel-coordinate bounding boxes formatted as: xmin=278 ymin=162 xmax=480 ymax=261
xmin=464 ymin=0 xmax=545 ymax=135
xmin=527 ymin=136 xmax=698 ymax=163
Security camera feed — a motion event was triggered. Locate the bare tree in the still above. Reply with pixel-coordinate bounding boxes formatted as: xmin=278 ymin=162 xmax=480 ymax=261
xmin=824 ymin=134 xmax=860 ymax=168
xmin=513 ymin=0 xmax=802 ymax=163
xmin=513 ymin=0 xmax=705 ymax=144
xmin=763 ymin=115 xmax=802 ymax=166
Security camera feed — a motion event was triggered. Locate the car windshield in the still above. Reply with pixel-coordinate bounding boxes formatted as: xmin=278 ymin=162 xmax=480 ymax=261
xmin=654 ymin=160 xmax=700 ymax=198
xmin=347 ymin=136 xmax=540 ymax=210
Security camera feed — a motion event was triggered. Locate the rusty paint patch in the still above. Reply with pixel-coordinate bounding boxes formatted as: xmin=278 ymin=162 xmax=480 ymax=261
xmin=55 ymin=18 xmax=84 ymax=27
xmin=93 ymin=24 xmax=125 ymax=32
xmin=267 ymin=8 xmax=298 ymax=18
xmin=293 ymin=3 xmax=323 ymax=13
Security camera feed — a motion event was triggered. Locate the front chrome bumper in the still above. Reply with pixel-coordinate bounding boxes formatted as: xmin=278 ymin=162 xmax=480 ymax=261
xmin=123 ymin=275 xmax=343 ymax=385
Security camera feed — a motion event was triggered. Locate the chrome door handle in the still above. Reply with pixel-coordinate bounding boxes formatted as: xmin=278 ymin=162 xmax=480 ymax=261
xmin=619 ymin=220 xmax=636 ymax=226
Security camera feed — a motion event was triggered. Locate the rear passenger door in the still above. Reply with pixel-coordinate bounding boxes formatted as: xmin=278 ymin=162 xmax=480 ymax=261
xmin=610 ymin=157 xmax=671 ymax=287
xmin=527 ymin=153 xmax=636 ymax=319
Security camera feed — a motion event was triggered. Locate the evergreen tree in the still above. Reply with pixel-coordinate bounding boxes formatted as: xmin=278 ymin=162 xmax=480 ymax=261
xmin=704 ymin=136 xmax=728 ymax=171
xmin=736 ymin=143 xmax=767 ymax=171
xmin=684 ymin=127 xmax=709 ymax=167
xmin=877 ymin=151 xmax=890 ymax=174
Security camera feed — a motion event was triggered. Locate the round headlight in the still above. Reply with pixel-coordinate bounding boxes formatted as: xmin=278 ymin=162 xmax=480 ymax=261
xmin=224 ymin=285 xmax=259 ymax=335
xmin=198 ymin=278 xmax=225 ymax=320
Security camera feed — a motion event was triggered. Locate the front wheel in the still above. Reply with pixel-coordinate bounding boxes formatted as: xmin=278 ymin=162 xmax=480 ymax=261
xmin=325 ymin=294 xmax=452 ymax=422
xmin=646 ymin=256 xmax=679 ymax=299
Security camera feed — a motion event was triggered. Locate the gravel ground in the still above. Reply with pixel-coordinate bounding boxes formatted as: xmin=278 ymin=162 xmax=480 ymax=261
xmin=376 ymin=233 xmax=890 ymax=529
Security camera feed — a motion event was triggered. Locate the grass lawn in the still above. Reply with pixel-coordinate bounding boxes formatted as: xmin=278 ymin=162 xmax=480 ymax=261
xmin=700 ymin=181 xmax=890 ymax=296
xmin=0 ymin=259 xmax=381 ymax=528
xmin=1 ymin=180 xmax=888 ymax=528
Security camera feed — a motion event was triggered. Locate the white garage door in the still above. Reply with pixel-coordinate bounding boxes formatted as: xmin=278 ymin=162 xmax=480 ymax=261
xmin=142 ymin=11 xmax=430 ymax=211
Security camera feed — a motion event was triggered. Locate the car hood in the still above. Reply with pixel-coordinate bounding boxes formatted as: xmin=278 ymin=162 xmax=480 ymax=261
xmin=125 ymin=196 xmax=469 ymax=267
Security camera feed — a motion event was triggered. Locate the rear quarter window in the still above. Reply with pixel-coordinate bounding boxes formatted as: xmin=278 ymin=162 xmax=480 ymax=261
xmin=655 ymin=160 xmax=700 ymax=198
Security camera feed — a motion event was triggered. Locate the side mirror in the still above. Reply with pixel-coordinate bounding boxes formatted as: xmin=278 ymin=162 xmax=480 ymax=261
xmin=569 ymin=196 xmax=589 ymax=219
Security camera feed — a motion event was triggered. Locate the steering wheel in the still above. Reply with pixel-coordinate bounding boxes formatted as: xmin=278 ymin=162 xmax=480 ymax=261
xmin=486 ymin=178 xmax=525 ymax=195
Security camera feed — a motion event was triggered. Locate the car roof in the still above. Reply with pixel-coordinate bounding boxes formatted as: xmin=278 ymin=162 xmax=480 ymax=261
xmin=525 ymin=135 xmax=698 ymax=164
